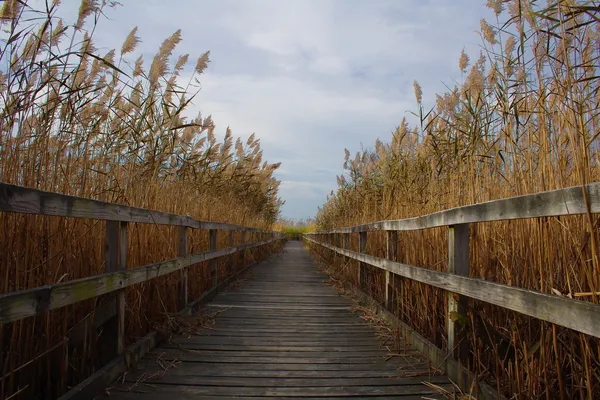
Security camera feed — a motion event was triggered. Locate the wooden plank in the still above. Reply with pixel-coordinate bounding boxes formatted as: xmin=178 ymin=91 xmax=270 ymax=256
xmin=0 ymin=238 xmax=278 ymax=324
xmin=178 ymin=226 xmax=188 ymax=309
xmin=0 ymin=182 xmax=273 ymax=232
xmin=206 ymin=303 xmax=351 ymax=311
xmin=447 ymin=224 xmax=469 ymax=359
xmin=157 ymin=350 xmax=398 ymax=358
xmin=163 ymin=344 xmax=418 ymax=354
xmin=121 ymin=375 xmax=448 ymax=387
xmin=305 ymin=236 xmax=600 ymax=339
xmin=241 ymin=231 xmax=247 ymax=267
xmin=167 ymin=342 xmax=392 ymax=350
xmin=344 ymin=282 xmax=503 ymax=400
xmin=97 ymin=383 xmax=453 ymax=397
xmin=144 ymin=351 xmax=414 ymax=365
xmin=308 ymin=182 xmax=600 ymax=233
xmin=117 ymin=221 xmax=127 ymax=354
xmin=209 ymin=229 xmax=218 ymax=288
xmin=227 ymin=230 xmax=234 ymax=276
xmin=385 ymin=230 xmax=399 ymax=312
xmin=102 ymin=221 xmax=124 ymax=358
xmin=359 ymin=231 xmax=367 ymax=291
xmin=188 ymin=330 xmax=382 ymax=339
xmin=60 ymin=247 xmax=266 ymax=400
xmin=121 ymin=367 xmax=410 ymax=379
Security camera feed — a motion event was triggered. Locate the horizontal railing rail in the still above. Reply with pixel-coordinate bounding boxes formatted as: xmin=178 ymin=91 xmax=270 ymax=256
xmin=0 ymin=182 xmax=283 ymax=356
xmin=311 ymin=182 xmax=600 ymax=233
xmin=0 ymin=238 xmax=275 ymax=324
xmin=305 ymin=182 xmax=600 ymax=347
xmin=0 ymin=182 xmax=273 ymax=232
xmin=305 ymin=182 xmax=600 ymax=398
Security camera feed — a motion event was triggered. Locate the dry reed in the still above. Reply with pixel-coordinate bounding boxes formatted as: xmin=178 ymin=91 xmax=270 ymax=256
xmin=313 ymin=1 xmax=600 ymax=399
xmin=0 ymin=1 xmax=282 ymax=398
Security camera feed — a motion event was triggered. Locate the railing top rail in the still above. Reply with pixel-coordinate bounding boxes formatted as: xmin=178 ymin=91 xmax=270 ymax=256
xmin=307 ymin=182 xmax=600 ymax=234
xmin=0 ymin=182 xmax=274 ymax=233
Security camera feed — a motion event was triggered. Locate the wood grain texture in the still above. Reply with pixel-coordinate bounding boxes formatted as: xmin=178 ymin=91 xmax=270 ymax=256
xmin=307 ymin=182 xmax=600 ymax=233
xmin=0 ymin=182 xmax=274 ymax=233
xmin=447 ymin=223 xmax=469 ymax=359
xmin=98 ymin=241 xmax=448 ymax=399
xmin=306 ymin=236 xmax=600 ymax=339
xmin=60 ymin=249 xmax=270 ymax=400
xmin=0 ymin=238 xmax=279 ymax=324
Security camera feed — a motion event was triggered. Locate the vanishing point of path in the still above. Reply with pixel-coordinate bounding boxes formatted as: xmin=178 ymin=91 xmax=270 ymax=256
xmin=103 ymin=241 xmax=452 ymax=399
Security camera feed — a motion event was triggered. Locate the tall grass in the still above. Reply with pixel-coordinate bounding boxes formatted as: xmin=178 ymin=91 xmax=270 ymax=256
xmin=314 ymin=1 xmax=600 ymax=398
xmin=0 ymin=1 xmax=282 ymax=398
xmin=274 ymin=218 xmax=315 ymax=240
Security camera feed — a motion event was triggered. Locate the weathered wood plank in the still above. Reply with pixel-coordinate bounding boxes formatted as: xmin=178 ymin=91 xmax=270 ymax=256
xmin=157 ymin=349 xmax=400 ymax=358
xmin=0 ymin=239 xmax=278 ymax=324
xmin=164 ymin=343 xmax=394 ymax=352
xmin=359 ymin=231 xmax=367 ymax=290
xmin=178 ymin=226 xmax=188 ymax=309
xmin=447 ymin=223 xmax=469 ymax=359
xmin=99 ymin=384 xmax=453 ymax=397
xmin=143 ymin=351 xmax=416 ymax=365
xmin=60 ymin=247 xmax=268 ymax=400
xmin=306 ymin=236 xmax=600 ymax=338
xmin=209 ymin=229 xmax=218 ymax=288
xmin=0 ymin=182 xmax=273 ymax=232
xmin=308 ymin=182 xmax=600 ymax=233
xmin=121 ymin=367 xmax=410 ymax=379
xmin=385 ymin=230 xmax=399 ymax=312
xmin=344 ymin=282 xmax=503 ymax=400
xmin=121 ymin=375 xmax=448 ymax=387
xmin=89 ymin=241 xmax=446 ymax=400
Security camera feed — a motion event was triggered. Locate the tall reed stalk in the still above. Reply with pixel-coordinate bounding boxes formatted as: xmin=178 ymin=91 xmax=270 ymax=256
xmin=315 ymin=1 xmax=600 ymax=398
xmin=0 ymin=1 xmax=282 ymax=398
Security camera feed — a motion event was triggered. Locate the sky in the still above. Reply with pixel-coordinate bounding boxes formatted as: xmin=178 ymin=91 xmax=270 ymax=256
xmin=52 ymin=0 xmax=496 ymax=220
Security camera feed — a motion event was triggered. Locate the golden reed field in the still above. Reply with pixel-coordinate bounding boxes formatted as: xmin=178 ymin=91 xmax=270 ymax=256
xmin=312 ymin=1 xmax=600 ymax=399
xmin=0 ymin=0 xmax=283 ymax=397
xmin=1 ymin=0 xmax=600 ymax=399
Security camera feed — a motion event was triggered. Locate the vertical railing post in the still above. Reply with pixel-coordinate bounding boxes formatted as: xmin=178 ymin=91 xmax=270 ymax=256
xmin=241 ymin=231 xmax=247 ymax=268
xmin=178 ymin=226 xmax=188 ymax=309
xmin=447 ymin=223 xmax=470 ymax=359
xmin=209 ymin=229 xmax=218 ymax=288
xmin=358 ymin=231 xmax=367 ymax=291
xmin=105 ymin=220 xmax=126 ymax=355
xmin=385 ymin=230 xmax=399 ymax=312
xmin=228 ymin=230 xmax=235 ymax=276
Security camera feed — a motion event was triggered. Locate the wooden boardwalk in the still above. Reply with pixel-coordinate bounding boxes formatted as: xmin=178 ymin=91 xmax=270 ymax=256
xmin=103 ymin=241 xmax=451 ymax=399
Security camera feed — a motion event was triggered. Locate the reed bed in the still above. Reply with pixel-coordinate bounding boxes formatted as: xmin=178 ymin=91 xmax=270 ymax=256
xmin=0 ymin=1 xmax=282 ymax=398
xmin=312 ymin=1 xmax=600 ymax=399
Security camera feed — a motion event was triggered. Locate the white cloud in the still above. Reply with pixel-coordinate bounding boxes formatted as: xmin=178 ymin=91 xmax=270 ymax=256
xmin=45 ymin=0 xmax=496 ymax=219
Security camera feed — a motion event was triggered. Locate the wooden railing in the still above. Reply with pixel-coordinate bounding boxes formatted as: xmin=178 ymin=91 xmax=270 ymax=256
xmin=0 ymin=182 xmax=283 ymax=356
xmin=305 ymin=183 xmax=600 ymax=396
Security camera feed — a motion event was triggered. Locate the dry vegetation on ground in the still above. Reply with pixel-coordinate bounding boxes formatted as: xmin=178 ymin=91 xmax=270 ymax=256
xmin=0 ymin=1 xmax=282 ymax=398
xmin=314 ymin=1 xmax=600 ymax=399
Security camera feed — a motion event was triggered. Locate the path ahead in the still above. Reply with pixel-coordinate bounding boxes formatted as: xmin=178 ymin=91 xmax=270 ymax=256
xmin=104 ymin=241 xmax=451 ymax=399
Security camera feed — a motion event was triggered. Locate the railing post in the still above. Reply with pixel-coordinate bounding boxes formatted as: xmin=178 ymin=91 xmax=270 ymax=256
xmin=228 ymin=230 xmax=235 ymax=276
xmin=105 ymin=220 xmax=126 ymax=355
xmin=358 ymin=231 xmax=367 ymax=290
xmin=385 ymin=230 xmax=399 ymax=312
xmin=447 ymin=223 xmax=469 ymax=359
xmin=241 ymin=231 xmax=247 ymax=268
xmin=178 ymin=226 xmax=188 ymax=309
xmin=209 ymin=229 xmax=218 ymax=288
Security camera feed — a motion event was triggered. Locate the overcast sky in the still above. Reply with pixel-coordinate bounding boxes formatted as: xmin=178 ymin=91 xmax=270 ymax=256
xmin=63 ymin=0 xmax=495 ymax=219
